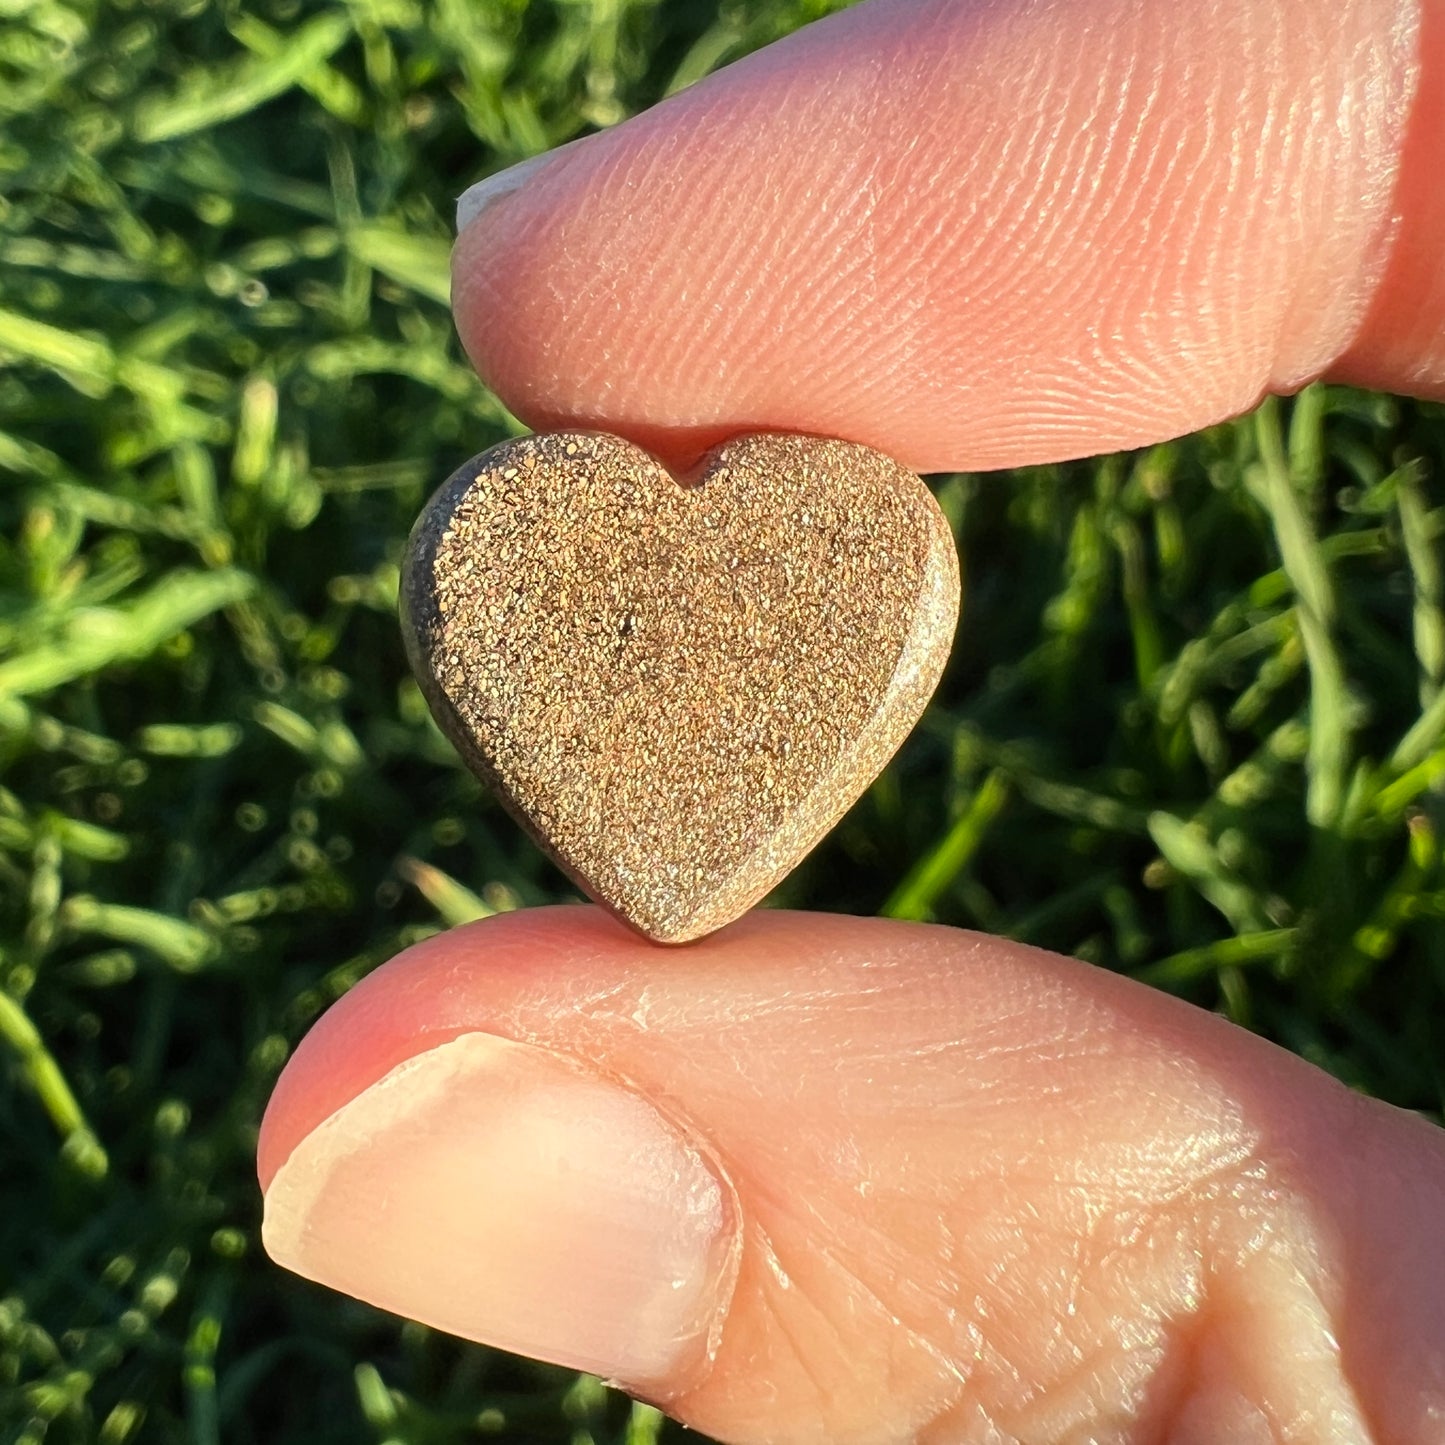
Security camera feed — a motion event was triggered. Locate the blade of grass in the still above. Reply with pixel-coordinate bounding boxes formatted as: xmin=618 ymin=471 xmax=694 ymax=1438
xmin=0 ymin=980 xmax=108 ymax=1177
xmin=132 ymin=13 xmax=356 ymax=144
xmin=1135 ymin=928 xmax=1297 ymax=988
xmin=59 ymin=898 xmax=218 ymax=973
xmin=343 ymin=225 xmax=453 ymax=307
xmin=0 ymin=569 xmax=256 ymax=698
xmin=882 ymin=769 xmax=1009 ymax=921
xmin=1254 ymin=398 xmax=1353 ymax=828
xmin=397 ymin=856 xmax=494 ymax=928
xmin=1147 ymin=810 xmax=1272 ymax=934
xmin=1396 ymin=461 xmax=1444 ymax=707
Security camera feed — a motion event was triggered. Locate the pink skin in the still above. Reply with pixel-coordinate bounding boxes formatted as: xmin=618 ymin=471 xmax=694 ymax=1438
xmin=453 ymin=0 xmax=1445 ymax=474
xmin=262 ymin=0 xmax=1445 ymax=1440
xmin=262 ymin=912 xmax=1445 ymax=1443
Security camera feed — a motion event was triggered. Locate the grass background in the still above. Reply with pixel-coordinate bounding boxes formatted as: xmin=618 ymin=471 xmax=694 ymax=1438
xmin=2 ymin=0 xmax=1444 ymax=1439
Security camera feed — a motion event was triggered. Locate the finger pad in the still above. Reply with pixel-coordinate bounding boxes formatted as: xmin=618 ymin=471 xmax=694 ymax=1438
xmin=454 ymin=0 xmax=1416 ymax=471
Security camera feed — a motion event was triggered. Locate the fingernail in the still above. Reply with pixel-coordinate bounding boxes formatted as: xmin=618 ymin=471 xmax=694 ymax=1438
xmin=456 ymin=153 xmax=552 ymax=234
xmin=456 ymin=135 xmax=599 ymax=234
xmin=262 ymin=1033 xmax=732 ymax=1387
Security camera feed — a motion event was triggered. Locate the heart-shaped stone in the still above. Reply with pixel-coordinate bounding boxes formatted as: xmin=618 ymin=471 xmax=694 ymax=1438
xmin=401 ymin=432 xmax=959 ymax=943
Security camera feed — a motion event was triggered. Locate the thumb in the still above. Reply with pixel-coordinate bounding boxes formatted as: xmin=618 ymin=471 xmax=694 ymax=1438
xmin=451 ymin=0 xmax=1444 ymax=475
xmin=258 ymin=909 xmax=1445 ymax=1444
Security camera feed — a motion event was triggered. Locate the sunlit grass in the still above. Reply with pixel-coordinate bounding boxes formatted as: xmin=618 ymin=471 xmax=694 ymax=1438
xmin=2 ymin=0 xmax=1443 ymax=1440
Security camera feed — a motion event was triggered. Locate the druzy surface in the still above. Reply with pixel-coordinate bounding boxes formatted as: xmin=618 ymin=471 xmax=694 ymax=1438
xmin=402 ymin=432 xmax=959 ymax=942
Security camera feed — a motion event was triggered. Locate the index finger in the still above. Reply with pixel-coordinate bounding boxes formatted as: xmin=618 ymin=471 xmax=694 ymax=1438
xmin=451 ymin=0 xmax=1444 ymax=474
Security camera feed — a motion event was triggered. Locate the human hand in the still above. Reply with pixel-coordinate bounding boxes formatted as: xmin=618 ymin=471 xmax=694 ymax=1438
xmin=260 ymin=0 xmax=1445 ymax=1441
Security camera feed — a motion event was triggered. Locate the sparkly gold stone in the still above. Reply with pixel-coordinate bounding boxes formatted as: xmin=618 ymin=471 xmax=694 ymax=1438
xmin=401 ymin=431 xmax=960 ymax=943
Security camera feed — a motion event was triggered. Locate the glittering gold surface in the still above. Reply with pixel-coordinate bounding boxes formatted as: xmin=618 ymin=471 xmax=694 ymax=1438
xmin=401 ymin=432 xmax=960 ymax=943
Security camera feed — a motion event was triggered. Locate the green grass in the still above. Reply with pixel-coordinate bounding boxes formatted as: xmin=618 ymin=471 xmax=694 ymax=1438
xmin=2 ymin=0 xmax=1444 ymax=1439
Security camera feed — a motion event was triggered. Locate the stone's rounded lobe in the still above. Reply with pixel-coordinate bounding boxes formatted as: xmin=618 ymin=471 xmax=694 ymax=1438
xmin=401 ymin=432 xmax=960 ymax=943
